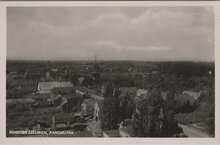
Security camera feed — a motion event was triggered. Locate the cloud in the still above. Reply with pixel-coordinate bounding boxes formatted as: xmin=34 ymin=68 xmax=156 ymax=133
xmin=7 ymin=7 xmax=214 ymax=61
xmin=86 ymin=40 xmax=172 ymax=53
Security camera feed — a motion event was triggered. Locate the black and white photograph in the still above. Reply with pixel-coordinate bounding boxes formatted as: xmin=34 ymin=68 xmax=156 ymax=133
xmin=2 ymin=2 xmax=218 ymax=140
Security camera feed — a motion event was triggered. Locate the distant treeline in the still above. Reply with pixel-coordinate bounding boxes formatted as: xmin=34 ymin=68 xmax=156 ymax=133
xmin=7 ymin=60 xmax=214 ymax=77
xmin=157 ymin=61 xmax=214 ymax=77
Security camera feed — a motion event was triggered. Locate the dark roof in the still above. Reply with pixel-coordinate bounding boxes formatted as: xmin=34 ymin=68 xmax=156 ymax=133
xmin=36 ymin=107 xmax=62 ymax=114
xmin=103 ymin=129 xmax=119 ymax=137
xmin=34 ymin=100 xmax=53 ymax=106
xmin=32 ymin=94 xmax=51 ymax=100
xmin=7 ymin=98 xmax=35 ymax=104
xmin=61 ymin=94 xmax=80 ymax=99
xmin=52 ymin=87 xmax=75 ymax=94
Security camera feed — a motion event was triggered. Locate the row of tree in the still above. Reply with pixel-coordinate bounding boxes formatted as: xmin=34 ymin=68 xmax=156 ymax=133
xmin=100 ymin=83 xmax=182 ymax=137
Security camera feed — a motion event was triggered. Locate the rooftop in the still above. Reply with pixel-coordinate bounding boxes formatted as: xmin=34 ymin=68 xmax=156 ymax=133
xmin=175 ymin=94 xmax=196 ymax=105
xmin=38 ymin=81 xmax=73 ymax=90
xmin=182 ymin=91 xmax=201 ymax=100
xmin=136 ymin=89 xmax=148 ymax=97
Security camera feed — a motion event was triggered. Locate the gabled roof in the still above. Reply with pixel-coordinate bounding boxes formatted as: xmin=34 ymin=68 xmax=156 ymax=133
xmin=182 ymin=91 xmax=201 ymax=100
xmin=38 ymin=81 xmax=73 ymax=90
xmin=136 ymin=89 xmax=148 ymax=97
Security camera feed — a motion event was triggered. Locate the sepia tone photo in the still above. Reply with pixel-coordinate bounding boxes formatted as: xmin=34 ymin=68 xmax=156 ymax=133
xmin=6 ymin=6 xmax=215 ymax=138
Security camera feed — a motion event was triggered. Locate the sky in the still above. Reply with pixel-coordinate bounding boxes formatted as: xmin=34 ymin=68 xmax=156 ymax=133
xmin=7 ymin=6 xmax=214 ymax=61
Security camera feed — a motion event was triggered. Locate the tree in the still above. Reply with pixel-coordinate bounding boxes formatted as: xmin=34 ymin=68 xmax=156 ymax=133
xmin=161 ymin=110 xmax=182 ymax=137
xmin=133 ymin=88 xmax=163 ymax=137
xmin=120 ymin=92 xmax=135 ymax=120
xmin=101 ymin=83 xmax=121 ymax=131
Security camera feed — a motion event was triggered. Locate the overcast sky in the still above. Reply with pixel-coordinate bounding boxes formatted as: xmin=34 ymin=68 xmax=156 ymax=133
xmin=7 ymin=6 xmax=214 ymax=61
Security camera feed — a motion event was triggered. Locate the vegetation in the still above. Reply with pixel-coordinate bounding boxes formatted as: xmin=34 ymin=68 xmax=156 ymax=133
xmin=133 ymin=87 xmax=164 ymax=137
xmin=101 ymin=83 xmax=121 ymax=131
xmin=6 ymin=60 xmax=215 ymax=137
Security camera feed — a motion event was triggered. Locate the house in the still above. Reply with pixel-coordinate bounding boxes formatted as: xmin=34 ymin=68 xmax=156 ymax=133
xmin=182 ymin=91 xmax=202 ymax=100
xmin=175 ymin=94 xmax=196 ymax=105
xmin=52 ymin=87 xmax=75 ymax=95
xmin=136 ymin=89 xmax=148 ymax=98
xmin=36 ymin=106 xmax=62 ymax=114
xmin=32 ymin=94 xmax=63 ymax=108
xmin=134 ymin=89 xmax=148 ymax=104
xmin=51 ymin=113 xmax=84 ymax=129
xmin=61 ymin=94 xmax=83 ymax=113
xmin=7 ymin=98 xmax=35 ymax=110
xmin=81 ymin=99 xmax=97 ymax=115
xmin=32 ymin=100 xmax=54 ymax=108
xmin=7 ymin=98 xmax=35 ymax=104
xmin=48 ymin=95 xmax=62 ymax=106
xmin=94 ymin=100 xmax=104 ymax=122
xmin=37 ymin=81 xmax=73 ymax=94
xmin=103 ymin=129 xmax=119 ymax=137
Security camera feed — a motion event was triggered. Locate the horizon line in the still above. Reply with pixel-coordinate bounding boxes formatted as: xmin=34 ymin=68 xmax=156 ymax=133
xmin=6 ymin=59 xmax=215 ymax=63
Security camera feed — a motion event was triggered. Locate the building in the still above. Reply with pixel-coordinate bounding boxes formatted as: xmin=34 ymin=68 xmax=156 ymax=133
xmin=94 ymin=100 xmax=104 ymax=122
xmin=51 ymin=113 xmax=85 ymax=130
xmin=175 ymin=94 xmax=196 ymax=105
xmin=32 ymin=100 xmax=54 ymax=108
xmin=134 ymin=89 xmax=148 ymax=104
xmin=48 ymin=95 xmax=62 ymax=106
xmin=182 ymin=91 xmax=202 ymax=100
xmin=36 ymin=106 xmax=62 ymax=114
xmin=37 ymin=81 xmax=73 ymax=94
xmin=52 ymin=87 xmax=75 ymax=95
xmin=136 ymin=89 xmax=148 ymax=98
xmin=61 ymin=94 xmax=83 ymax=113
